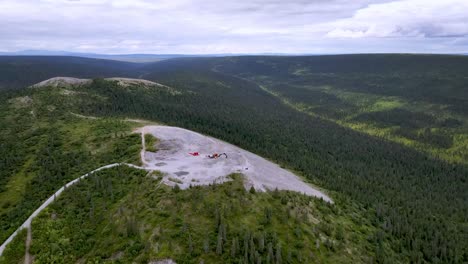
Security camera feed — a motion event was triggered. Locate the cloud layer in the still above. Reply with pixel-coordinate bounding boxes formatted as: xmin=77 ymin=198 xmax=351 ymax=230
xmin=0 ymin=0 xmax=467 ymax=54
xmin=327 ymin=0 xmax=468 ymax=38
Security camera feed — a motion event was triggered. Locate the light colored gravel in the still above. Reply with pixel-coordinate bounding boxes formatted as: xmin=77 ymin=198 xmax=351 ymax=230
xmin=31 ymin=77 xmax=92 ymax=88
xmin=105 ymin=77 xmax=162 ymax=87
xmin=30 ymin=76 xmax=174 ymax=90
xmin=138 ymin=125 xmax=332 ymax=203
xmin=148 ymin=259 xmax=177 ymax=264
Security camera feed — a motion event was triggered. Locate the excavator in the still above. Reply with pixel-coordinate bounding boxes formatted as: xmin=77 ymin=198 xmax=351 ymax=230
xmin=207 ymin=153 xmax=228 ymax=159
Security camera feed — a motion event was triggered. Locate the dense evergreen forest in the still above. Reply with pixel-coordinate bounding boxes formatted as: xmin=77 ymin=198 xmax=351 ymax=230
xmin=191 ymin=55 xmax=468 ymax=165
xmin=0 ymin=56 xmax=141 ymax=90
xmin=0 ymin=54 xmax=467 ymax=263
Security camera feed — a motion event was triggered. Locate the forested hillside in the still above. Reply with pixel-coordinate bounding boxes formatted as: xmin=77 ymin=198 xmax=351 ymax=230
xmin=0 ymin=56 xmax=141 ymax=90
xmin=184 ymin=54 xmax=468 ymax=114
xmin=0 ymin=54 xmax=467 ymax=263
xmin=203 ymin=55 xmax=468 ymax=166
xmin=0 ymin=87 xmax=142 ymax=244
xmin=1 ymin=168 xmax=375 ymax=263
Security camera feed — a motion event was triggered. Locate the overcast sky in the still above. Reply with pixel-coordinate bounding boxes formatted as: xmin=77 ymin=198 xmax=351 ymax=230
xmin=0 ymin=0 xmax=467 ymax=54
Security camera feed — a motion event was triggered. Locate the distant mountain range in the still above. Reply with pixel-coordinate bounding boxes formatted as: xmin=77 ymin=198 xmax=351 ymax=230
xmin=0 ymin=50 xmax=214 ymax=62
xmin=0 ymin=50 xmax=313 ymax=62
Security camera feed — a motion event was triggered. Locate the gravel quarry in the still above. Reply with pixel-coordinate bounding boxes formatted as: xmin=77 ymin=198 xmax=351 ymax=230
xmin=138 ymin=125 xmax=332 ymax=203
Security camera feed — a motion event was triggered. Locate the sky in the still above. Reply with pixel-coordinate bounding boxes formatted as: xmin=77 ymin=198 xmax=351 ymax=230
xmin=0 ymin=0 xmax=467 ymax=54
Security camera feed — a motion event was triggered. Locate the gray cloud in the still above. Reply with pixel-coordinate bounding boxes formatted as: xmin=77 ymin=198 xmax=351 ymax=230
xmin=0 ymin=0 xmax=466 ymax=54
xmin=326 ymin=0 xmax=468 ymax=38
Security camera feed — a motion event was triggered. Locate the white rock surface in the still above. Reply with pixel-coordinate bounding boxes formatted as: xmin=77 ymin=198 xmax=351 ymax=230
xmin=139 ymin=126 xmax=332 ymax=203
xmin=105 ymin=77 xmax=163 ymax=87
xmin=31 ymin=77 xmax=91 ymax=88
xmin=148 ymin=259 xmax=177 ymax=264
xmin=31 ymin=76 xmax=170 ymax=89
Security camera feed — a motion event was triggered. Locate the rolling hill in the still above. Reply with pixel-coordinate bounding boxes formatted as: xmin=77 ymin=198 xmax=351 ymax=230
xmin=0 ymin=56 xmax=142 ymax=90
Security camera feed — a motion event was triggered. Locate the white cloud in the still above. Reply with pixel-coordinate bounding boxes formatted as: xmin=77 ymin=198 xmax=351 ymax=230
xmin=327 ymin=0 xmax=468 ymax=38
xmin=0 ymin=0 xmax=466 ymax=53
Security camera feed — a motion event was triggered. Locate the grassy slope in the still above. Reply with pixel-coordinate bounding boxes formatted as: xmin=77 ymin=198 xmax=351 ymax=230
xmin=144 ymin=134 xmax=159 ymax=152
xmin=2 ymin=167 xmax=376 ymax=264
xmin=0 ymin=229 xmax=26 ymax=264
xmin=0 ymin=87 xmax=142 ymax=243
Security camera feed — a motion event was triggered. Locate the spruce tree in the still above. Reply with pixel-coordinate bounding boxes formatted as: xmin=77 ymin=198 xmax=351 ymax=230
xmin=216 ymin=233 xmax=223 ymax=255
xmin=231 ymin=237 xmax=238 ymax=258
xmin=267 ymin=243 xmax=274 ymax=264
xmin=275 ymin=243 xmax=282 ymax=264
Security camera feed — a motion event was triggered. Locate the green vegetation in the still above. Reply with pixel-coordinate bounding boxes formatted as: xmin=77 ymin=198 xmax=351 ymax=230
xmin=0 ymin=87 xmax=141 ymax=243
xmin=145 ymin=133 xmax=159 ymax=152
xmin=0 ymin=229 xmax=26 ymax=264
xmin=3 ymin=167 xmax=376 ymax=263
xmin=257 ymin=82 xmax=468 ymax=164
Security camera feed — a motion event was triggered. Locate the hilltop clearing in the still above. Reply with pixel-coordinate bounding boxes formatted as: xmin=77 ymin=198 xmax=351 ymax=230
xmin=139 ymin=126 xmax=331 ymax=202
xmin=31 ymin=76 xmax=167 ymax=89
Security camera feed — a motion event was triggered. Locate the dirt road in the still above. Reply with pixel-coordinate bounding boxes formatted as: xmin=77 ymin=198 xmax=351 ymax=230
xmin=24 ymin=227 xmax=32 ymax=264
